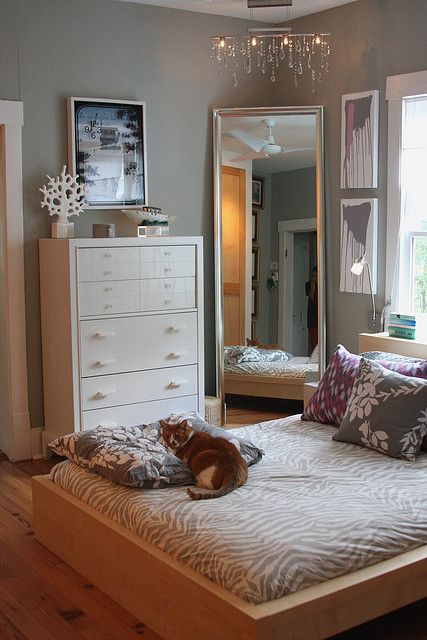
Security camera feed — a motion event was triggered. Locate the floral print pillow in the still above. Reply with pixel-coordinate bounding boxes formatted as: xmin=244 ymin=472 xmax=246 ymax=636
xmin=333 ymin=359 xmax=427 ymax=461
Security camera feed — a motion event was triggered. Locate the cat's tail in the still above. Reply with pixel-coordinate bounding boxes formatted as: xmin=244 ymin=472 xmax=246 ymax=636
xmin=187 ymin=482 xmax=237 ymax=500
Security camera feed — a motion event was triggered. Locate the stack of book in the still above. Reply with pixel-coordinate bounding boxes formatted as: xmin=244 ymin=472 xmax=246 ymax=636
xmin=388 ymin=313 xmax=416 ymax=340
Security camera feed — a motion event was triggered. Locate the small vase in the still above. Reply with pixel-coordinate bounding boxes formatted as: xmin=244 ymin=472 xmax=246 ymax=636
xmin=51 ymin=222 xmax=75 ymax=239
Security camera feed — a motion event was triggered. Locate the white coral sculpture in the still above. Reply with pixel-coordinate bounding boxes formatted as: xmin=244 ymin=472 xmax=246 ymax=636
xmin=40 ymin=165 xmax=85 ymax=224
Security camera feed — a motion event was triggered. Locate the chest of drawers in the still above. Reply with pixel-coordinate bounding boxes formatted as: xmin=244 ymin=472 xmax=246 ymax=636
xmin=39 ymin=237 xmax=204 ymax=447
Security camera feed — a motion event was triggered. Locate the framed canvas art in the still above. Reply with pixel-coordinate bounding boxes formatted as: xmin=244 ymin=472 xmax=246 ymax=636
xmin=339 ymin=198 xmax=378 ymax=294
xmin=67 ymin=98 xmax=147 ymax=209
xmin=252 ymin=176 xmax=265 ymax=209
xmin=341 ymin=90 xmax=379 ymax=188
xmin=252 ymin=209 xmax=259 ymax=244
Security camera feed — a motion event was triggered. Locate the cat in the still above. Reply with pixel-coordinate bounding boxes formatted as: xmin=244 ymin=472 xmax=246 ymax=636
xmin=246 ymin=337 xmax=285 ymax=351
xmin=159 ymin=419 xmax=248 ymax=500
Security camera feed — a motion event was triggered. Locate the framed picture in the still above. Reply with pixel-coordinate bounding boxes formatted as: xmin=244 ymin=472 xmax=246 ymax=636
xmin=251 ymin=284 xmax=259 ymax=318
xmin=339 ymin=198 xmax=378 ymax=294
xmin=252 ymin=176 xmax=265 ymax=209
xmin=341 ymin=90 xmax=379 ymax=188
xmin=252 ymin=209 xmax=259 ymax=244
xmin=67 ymin=97 xmax=147 ymax=209
xmin=252 ymin=247 xmax=260 ymax=282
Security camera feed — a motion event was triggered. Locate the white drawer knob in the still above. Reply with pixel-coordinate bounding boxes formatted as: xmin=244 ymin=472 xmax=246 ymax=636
xmin=105 ymin=304 xmax=113 ymax=309
xmin=104 ymin=253 xmax=113 ymax=258
xmin=167 ymin=380 xmax=187 ymax=389
xmin=164 ymin=299 xmax=171 ymax=305
xmin=104 ymin=270 xmax=112 ymax=276
xmin=168 ymin=351 xmax=187 ymax=359
xmin=167 ymin=325 xmax=185 ymax=333
xmin=164 ymin=251 xmax=171 ymax=256
xmin=164 ymin=283 xmax=172 ymax=289
xmin=105 ymin=286 xmax=113 ymax=292
xmin=93 ymin=331 xmax=115 ymax=338
xmin=164 ymin=267 xmax=172 ymax=272
xmin=94 ymin=359 xmax=116 ymax=368
xmin=93 ymin=389 xmax=116 ymax=399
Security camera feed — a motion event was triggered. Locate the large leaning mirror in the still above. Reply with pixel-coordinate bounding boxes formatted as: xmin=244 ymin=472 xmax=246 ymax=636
xmin=214 ymin=107 xmax=326 ymax=420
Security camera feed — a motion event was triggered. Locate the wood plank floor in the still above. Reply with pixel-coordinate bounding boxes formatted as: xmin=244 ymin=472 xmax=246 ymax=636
xmin=0 ymin=457 xmax=426 ymax=639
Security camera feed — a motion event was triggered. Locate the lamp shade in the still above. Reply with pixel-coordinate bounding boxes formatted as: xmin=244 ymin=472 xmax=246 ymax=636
xmin=351 ymin=255 xmax=366 ymax=276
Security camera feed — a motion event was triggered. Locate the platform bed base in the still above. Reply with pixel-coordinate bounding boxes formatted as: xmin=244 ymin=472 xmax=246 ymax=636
xmin=32 ymin=475 xmax=427 ymax=640
xmin=224 ymin=373 xmax=305 ymax=401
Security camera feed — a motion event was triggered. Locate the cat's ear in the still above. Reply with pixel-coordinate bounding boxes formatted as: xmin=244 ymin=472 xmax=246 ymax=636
xmin=180 ymin=420 xmax=188 ymax=428
xmin=159 ymin=420 xmax=169 ymax=429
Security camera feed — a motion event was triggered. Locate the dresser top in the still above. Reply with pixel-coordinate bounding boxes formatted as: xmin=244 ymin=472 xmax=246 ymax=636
xmin=39 ymin=236 xmax=203 ymax=248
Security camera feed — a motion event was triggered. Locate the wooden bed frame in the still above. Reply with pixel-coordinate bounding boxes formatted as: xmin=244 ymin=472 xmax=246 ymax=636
xmin=32 ymin=332 xmax=427 ymax=640
xmin=225 ymin=371 xmax=307 ymax=401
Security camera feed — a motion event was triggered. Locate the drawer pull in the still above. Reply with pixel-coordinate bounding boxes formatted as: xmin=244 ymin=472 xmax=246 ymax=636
xmin=105 ymin=304 xmax=113 ymax=309
xmin=94 ymin=359 xmax=116 ymax=368
xmin=167 ymin=380 xmax=187 ymax=389
xmin=105 ymin=286 xmax=113 ymax=292
xmin=164 ymin=251 xmax=171 ymax=256
xmin=93 ymin=389 xmax=116 ymax=400
xmin=164 ymin=283 xmax=172 ymax=289
xmin=104 ymin=253 xmax=113 ymax=258
xmin=164 ymin=267 xmax=172 ymax=272
xmin=168 ymin=351 xmax=188 ymax=359
xmin=104 ymin=270 xmax=112 ymax=275
xmin=167 ymin=325 xmax=185 ymax=333
xmin=164 ymin=299 xmax=171 ymax=305
xmin=93 ymin=331 xmax=115 ymax=339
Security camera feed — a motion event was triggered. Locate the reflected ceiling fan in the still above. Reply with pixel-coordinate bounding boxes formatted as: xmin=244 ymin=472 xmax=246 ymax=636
xmin=225 ymin=119 xmax=314 ymax=162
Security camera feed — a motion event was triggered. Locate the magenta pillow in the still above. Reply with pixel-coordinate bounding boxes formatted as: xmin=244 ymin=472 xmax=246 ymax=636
xmin=302 ymin=344 xmax=427 ymax=427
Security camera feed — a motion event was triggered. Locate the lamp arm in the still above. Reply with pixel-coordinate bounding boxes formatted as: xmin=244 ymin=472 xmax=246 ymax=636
xmin=365 ymin=262 xmax=376 ymax=320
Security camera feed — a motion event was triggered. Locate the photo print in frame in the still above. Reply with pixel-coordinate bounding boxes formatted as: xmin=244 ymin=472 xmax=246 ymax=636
xmin=68 ymin=98 xmax=147 ymax=209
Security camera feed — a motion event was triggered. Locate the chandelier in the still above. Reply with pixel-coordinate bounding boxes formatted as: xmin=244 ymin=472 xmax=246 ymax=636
xmin=210 ymin=2 xmax=330 ymax=91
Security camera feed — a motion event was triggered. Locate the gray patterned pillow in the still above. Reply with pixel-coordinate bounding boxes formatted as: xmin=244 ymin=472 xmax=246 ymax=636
xmin=333 ymin=359 xmax=427 ymax=461
xmin=224 ymin=346 xmax=291 ymax=366
xmin=362 ymin=350 xmax=422 ymax=363
xmin=49 ymin=414 xmax=263 ymax=488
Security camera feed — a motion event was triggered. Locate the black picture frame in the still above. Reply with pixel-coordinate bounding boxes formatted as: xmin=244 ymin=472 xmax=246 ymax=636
xmin=252 ymin=176 xmax=265 ymax=209
xmin=68 ymin=97 xmax=147 ymax=209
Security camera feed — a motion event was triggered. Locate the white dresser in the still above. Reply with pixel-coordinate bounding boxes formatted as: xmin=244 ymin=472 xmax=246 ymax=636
xmin=39 ymin=237 xmax=204 ymax=449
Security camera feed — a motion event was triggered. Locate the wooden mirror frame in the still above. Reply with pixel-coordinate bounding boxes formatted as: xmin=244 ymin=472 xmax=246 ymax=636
xmin=213 ymin=106 xmax=326 ymax=418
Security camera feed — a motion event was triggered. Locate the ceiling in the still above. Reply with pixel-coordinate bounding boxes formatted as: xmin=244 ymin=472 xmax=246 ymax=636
xmin=114 ymin=0 xmax=358 ymax=23
xmin=222 ymin=114 xmax=316 ymax=172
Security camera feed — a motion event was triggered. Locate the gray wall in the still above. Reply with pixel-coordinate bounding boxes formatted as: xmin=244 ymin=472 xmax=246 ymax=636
xmin=276 ymin=0 xmax=427 ymax=355
xmin=268 ymin=166 xmax=316 ymax=342
xmin=0 ymin=0 xmax=274 ymax=427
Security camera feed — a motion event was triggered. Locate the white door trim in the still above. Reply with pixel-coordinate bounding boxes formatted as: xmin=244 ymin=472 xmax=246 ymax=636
xmin=278 ymin=217 xmax=317 ymax=350
xmin=0 ymin=100 xmax=31 ymax=461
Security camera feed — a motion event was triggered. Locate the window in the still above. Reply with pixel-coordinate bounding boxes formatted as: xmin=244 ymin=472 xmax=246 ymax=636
xmin=399 ymin=96 xmax=427 ymax=316
xmin=386 ymin=71 xmax=427 ymax=330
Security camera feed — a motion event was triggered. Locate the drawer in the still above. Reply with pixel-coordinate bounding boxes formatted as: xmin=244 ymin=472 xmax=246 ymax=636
xmin=82 ymin=395 xmax=199 ymax=430
xmin=140 ymin=246 xmax=195 ymax=279
xmin=80 ymin=313 xmax=198 ymax=377
xmin=81 ymin=365 xmax=198 ymax=410
xmin=140 ymin=278 xmax=196 ymax=312
xmin=140 ymin=245 xmax=194 ymax=264
xmin=78 ymin=281 xmax=139 ymax=317
xmin=78 ymin=247 xmax=139 ymax=282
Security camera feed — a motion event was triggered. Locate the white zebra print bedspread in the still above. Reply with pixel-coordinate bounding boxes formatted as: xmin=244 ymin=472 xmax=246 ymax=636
xmin=224 ymin=357 xmax=318 ymax=378
xmin=50 ymin=416 xmax=427 ymax=604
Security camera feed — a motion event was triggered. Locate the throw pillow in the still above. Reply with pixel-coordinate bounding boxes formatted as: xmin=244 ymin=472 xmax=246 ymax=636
xmin=49 ymin=413 xmax=263 ymax=488
xmin=333 ymin=359 xmax=427 ymax=461
xmin=302 ymin=344 xmax=427 ymax=426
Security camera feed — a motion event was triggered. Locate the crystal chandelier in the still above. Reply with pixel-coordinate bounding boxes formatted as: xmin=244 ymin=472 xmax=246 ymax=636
xmin=210 ymin=2 xmax=331 ymax=91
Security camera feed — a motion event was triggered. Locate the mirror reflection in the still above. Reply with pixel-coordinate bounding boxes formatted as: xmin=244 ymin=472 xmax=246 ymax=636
xmin=219 ymin=110 xmax=323 ymax=417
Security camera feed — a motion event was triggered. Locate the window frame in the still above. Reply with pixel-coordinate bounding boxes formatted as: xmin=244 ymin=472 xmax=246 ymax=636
xmin=386 ymin=70 xmax=427 ymax=319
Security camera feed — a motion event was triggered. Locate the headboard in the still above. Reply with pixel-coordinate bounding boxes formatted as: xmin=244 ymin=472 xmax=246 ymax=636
xmin=359 ymin=332 xmax=427 ymax=359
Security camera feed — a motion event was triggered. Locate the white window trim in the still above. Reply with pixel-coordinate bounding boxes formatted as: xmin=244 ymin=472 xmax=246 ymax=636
xmin=385 ymin=70 xmax=427 ymax=311
xmin=0 ymin=100 xmax=31 ymax=461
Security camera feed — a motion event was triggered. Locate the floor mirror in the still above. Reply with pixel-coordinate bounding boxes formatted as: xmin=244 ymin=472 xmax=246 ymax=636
xmin=213 ymin=106 xmax=326 ymax=420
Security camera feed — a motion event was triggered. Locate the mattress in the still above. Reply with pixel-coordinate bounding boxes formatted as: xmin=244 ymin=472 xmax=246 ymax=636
xmin=50 ymin=416 xmax=427 ymax=605
xmin=224 ymin=356 xmax=318 ymax=378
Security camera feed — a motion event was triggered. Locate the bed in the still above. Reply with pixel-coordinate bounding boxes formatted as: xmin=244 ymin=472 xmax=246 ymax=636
xmin=32 ymin=334 xmax=427 ymax=640
xmin=224 ymin=353 xmax=319 ymax=401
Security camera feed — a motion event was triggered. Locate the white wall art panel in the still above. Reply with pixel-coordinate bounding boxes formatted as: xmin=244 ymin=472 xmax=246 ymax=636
xmin=340 ymin=198 xmax=378 ymax=294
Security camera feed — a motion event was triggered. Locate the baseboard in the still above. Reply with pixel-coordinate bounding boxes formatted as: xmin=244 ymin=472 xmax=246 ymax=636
xmin=31 ymin=426 xmax=44 ymax=459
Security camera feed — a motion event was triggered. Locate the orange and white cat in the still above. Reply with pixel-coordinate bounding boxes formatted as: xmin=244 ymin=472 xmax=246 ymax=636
xmin=160 ymin=419 xmax=248 ymax=500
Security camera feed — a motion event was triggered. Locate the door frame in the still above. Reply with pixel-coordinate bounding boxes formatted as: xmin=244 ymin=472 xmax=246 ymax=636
xmin=0 ymin=100 xmax=31 ymax=461
xmin=278 ymin=218 xmax=317 ymax=351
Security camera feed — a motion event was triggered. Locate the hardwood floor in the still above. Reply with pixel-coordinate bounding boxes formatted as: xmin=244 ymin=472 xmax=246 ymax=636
xmin=225 ymin=394 xmax=303 ymax=426
xmin=0 ymin=457 xmax=425 ymax=640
